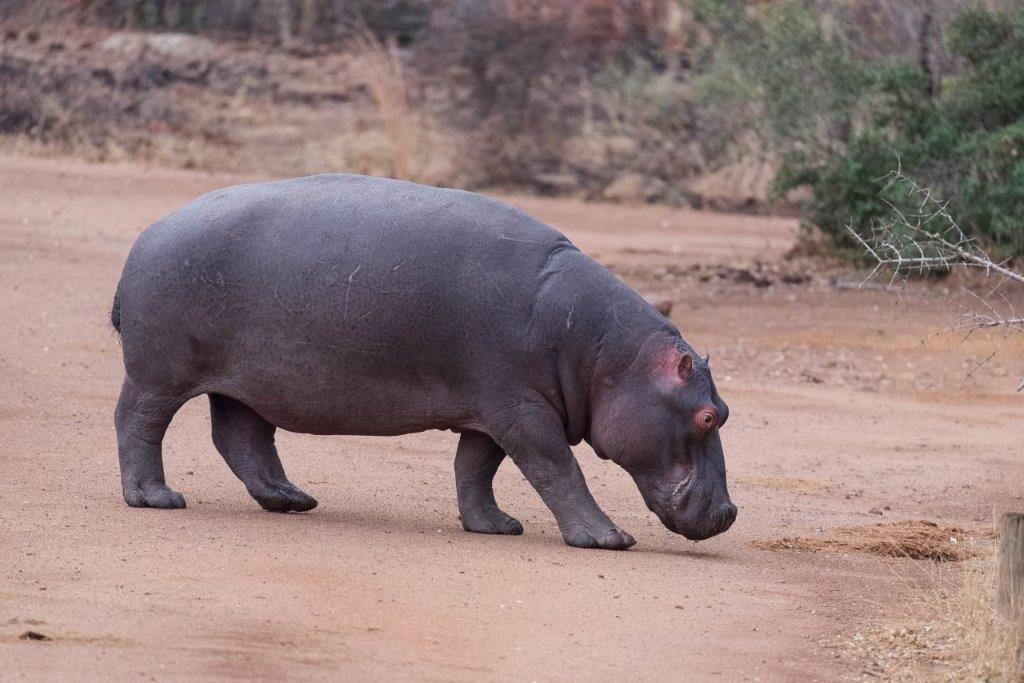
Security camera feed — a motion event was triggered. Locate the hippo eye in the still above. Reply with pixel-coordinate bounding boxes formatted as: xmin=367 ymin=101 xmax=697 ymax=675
xmin=694 ymin=408 xmax=718 ymax=432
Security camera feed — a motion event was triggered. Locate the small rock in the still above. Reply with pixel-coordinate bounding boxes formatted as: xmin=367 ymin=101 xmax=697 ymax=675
xmin=19 ymin=631 xmax=48 ymax=641
xmin=732 ymin=269 xmax=772 ymax=288
xmin=869 ymin=507 xmax=884 ymax=515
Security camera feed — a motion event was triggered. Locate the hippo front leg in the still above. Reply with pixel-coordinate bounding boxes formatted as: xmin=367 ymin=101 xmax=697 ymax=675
xmin=455 ymin=431 xmax=523 ymax=535
xmin=491 ymin=405 xmax=635 ymax=550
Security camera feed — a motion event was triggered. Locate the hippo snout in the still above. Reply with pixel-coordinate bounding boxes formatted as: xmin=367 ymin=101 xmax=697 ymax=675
xmin=632 ymin=470 xmax=738 ymax=542
xmin=659 ymin=483 xmax=737 ymax=541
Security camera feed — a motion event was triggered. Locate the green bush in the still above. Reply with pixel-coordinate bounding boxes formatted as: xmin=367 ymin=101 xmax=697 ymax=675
xmin=772 ymin=6 xmax=1024 ymax=259
xmin=693 ymin=0 xmax=868 ymax=164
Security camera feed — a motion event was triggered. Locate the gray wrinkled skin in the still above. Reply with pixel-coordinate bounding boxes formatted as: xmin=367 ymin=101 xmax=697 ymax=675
xmin=112 ymin=174 xmax=737 ymax=550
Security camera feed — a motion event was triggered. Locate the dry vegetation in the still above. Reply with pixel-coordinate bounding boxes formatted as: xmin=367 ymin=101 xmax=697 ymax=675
xmin=4 ymin=0 xmax=1008 ymax=211
xmin=832 ymin=548 xmax=1023 ymax=680
xmin=850 ymin=170 xmax=1024 ymax=392
xmin=344 ymin=28 xmax=451 ymax=184
xmin=753 ymin=520 xmax=980 ymax=563
xmin=754 ymin=505 xmax=1022 ymax=675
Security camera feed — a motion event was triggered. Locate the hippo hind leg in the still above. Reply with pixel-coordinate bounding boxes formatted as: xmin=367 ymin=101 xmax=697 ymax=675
xmin=208 ymin=394 xmax=317 ymax=513
xmin=454 ymin=430 xmax=523 ymax=535
xmin=115 ymin=378 xmax=187 ymax=509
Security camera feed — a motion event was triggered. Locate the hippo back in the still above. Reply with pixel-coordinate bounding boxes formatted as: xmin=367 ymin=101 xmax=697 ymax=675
xmin=116 ymin=174 xmax=579 ymax=434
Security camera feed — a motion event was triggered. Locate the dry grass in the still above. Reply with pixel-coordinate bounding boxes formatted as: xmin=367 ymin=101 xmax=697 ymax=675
xmin=832 ymin=546 xmax=1024 ymax=680
xmin=346 ymin=28 xmax=453 ymax=185
xmin=753 ymin=520 xmax=979 ymax=562
xmin=947 ymin=552 xmax=1024 ymax=680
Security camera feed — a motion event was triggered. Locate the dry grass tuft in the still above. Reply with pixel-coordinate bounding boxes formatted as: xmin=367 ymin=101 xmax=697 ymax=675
xmin=753 ymin=520 xmax=979 ymax=562
xmin=346 ymin=28 xmax=453 ymax=185
xmin=831 ymin=545 xmax=1024 ymax=679
xmin=944 ymin=550 xmax=1024 ymax=680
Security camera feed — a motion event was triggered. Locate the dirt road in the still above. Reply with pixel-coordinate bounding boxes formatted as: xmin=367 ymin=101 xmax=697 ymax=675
xmin=1 ymin=156 xmax=1021 ymax=680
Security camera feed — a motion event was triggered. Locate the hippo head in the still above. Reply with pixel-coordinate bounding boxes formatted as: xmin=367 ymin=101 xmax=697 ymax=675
xmin=588 ymin=338 xmax=737 ymax=541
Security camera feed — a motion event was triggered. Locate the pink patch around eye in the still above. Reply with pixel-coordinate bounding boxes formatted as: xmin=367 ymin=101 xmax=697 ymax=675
xmin=695 ymin=408 xmax=718 ymax=432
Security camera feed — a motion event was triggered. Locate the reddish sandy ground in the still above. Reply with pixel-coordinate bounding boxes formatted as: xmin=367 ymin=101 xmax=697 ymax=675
xmin=1 ymin=156 xmax=1021 ymax=680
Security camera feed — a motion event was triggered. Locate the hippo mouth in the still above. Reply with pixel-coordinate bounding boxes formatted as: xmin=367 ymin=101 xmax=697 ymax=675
xmin=647 ymin=474 xmax=693 ymax=535
xmin=632 ymin=467 xmax=736 ymax=540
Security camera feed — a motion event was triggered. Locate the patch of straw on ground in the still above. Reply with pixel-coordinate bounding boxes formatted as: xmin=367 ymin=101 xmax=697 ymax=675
xmin=752 ymin=520 xmax=980 ymax=562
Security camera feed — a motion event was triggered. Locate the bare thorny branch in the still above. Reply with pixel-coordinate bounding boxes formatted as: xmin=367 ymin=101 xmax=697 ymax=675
xmin=846 ymin=168 xmax=1024 ymax=391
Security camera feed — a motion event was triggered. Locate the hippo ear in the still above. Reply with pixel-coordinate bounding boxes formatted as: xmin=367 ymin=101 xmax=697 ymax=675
xmin=678 ymin=353 xmax=693 ymax=381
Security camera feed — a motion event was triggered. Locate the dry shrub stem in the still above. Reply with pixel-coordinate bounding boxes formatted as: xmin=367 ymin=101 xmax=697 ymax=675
xmin=847 ymin=168 xmax=1024 ymax=391
xmin=348 ymin=29 xmax=410 ymax=179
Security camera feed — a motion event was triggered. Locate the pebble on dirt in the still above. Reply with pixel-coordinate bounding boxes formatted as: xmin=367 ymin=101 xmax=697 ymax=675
xmin=19 ymin=631 xmax=49 ymax=641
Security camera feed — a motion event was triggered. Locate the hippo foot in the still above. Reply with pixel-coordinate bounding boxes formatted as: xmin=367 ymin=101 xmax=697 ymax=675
xmin=563 ymin=526 xmax=635 ymax=550
xmin=250 ymin=480 xmax=318 ymax=513
xmin=124 ymin=483 xmax=186 ymax=509
xmin=460 ymin=506 xmax=524 ymax=535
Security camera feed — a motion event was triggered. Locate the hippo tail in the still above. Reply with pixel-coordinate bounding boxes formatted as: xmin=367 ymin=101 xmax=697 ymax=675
xmin=110 ymin=293 xmax=121 ymax=334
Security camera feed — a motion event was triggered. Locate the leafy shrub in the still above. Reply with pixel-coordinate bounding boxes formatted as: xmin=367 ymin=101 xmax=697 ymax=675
xmin=773 ymin=6 xmax=1024 ymax=259
xmin=692 ymin=0 xmax=867 ymax=162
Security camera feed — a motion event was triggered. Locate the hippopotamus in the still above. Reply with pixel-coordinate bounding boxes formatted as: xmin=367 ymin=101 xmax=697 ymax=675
xmin=111 ymin=174 xmax=736 ymax=550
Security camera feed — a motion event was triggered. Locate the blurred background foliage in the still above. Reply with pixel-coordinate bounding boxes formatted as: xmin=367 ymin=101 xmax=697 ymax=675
xmin=1 ymin=0 xmax=1021 ymax=257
